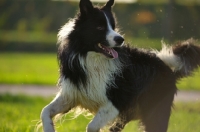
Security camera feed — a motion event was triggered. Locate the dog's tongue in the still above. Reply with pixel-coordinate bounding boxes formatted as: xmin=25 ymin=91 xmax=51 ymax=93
xmin=109 ymin=48 xmax=118 ymax=59
xmin=104 ymin=46 xmax=118 ymax=59
xmin=100 ymin=44 xmax=118 ymax=58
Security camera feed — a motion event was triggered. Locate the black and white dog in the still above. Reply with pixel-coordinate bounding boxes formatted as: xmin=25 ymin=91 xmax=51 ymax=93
xmin=41 ymin=0 xmax=200 ymax=131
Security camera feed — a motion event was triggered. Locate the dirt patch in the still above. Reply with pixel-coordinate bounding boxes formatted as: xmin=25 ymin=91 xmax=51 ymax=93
xmin=0 ymin=85 xmax=58 ymax=97
xmin=0 ymin=85 xmax=199 ymax=102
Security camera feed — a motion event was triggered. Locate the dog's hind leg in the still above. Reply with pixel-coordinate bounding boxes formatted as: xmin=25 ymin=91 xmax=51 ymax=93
xmin=41 ymin=93 xmax=73 ymax=132
xmin=139 ymin=90 xmax=175 ymax=132
xmin=87 ymin=101 xmax=119 ymax=132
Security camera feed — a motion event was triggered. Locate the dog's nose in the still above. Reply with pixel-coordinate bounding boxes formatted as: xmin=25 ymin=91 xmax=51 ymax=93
xmin=114 ymin=36 xmax=124 ymax=46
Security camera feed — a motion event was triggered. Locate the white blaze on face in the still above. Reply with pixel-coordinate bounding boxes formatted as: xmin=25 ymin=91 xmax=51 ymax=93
xmin=104 ymin=13 xmax=123 ymax=47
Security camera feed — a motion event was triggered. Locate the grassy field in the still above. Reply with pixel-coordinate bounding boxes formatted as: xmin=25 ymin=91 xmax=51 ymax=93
xmin=0 ymin=94 xmax=200 ymax=132
xmin=0 ymin=51 xmax=200 ymax=90
xmin=0 ymin=52 xmax=59 ymax=85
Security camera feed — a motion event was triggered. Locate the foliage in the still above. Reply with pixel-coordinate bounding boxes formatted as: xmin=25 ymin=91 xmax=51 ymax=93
xmin=1 ymin=0 xmax=200 ymax=46
xmin=0 ymin=30 xmax=57 ymax=52
xmin=0 ymin=30 xmax=56 ymax=43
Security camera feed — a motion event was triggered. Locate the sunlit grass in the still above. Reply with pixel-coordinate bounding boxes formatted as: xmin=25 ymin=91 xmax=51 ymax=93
xmin=0 ymin=52 xmax=59 ymax=85
xmin=177 ymin=68 xmax=200 ymax=91
xmin=168 ymin=102 xmax=200 ymax=132
xmin=0 ymin=94 xmax=200 ymax=132
xmin=0 ymin=94 xmax=49 ymax=132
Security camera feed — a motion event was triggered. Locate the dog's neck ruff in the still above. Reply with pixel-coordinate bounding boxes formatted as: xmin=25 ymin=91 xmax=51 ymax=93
xmin=59 ymin=52 xmax=122 ymax=112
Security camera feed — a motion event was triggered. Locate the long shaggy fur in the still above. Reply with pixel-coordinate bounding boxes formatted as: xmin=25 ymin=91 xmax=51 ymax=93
xmin=40 ymin=0 xmax=200 ymax=132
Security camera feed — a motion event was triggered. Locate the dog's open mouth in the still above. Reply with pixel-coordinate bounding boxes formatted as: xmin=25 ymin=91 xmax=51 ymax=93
xmin=97 ymin=43 xmax=118 ymax=59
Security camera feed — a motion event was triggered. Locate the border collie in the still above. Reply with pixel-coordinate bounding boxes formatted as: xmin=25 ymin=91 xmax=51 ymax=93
xmin=41 ymin=0 xmax=200 ymax=131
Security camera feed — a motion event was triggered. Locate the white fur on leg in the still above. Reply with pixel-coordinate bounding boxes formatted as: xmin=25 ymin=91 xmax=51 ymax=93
xmin=86 ymin=101 xmax=119 ymax=132
xmin=41 ymin=106 xmax=55 ymax=132
xmin=41 ymin=93 xmax=73 ymax=132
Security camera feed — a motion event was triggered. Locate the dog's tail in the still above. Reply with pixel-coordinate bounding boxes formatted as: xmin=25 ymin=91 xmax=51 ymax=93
xmin=156 ymin=38 xmax=200 ymax=79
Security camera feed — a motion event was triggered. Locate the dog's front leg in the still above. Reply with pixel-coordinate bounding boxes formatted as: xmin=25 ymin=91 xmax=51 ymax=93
xmin=41 ymin=94 xmax=73 ymax=132
xmin=87 ymin=101 xmax=119 ymax=132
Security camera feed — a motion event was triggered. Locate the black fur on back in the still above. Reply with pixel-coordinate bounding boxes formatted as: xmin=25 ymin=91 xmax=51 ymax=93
xmin=107 ymin=46 xmax=177 ymax=114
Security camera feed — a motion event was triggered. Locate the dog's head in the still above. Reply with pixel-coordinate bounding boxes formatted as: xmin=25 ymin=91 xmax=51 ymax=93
xmin=64 ymin=0 xmax=124 ymax=59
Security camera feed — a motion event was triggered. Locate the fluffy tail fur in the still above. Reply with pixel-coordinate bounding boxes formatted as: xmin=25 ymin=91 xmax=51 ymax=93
xmin=156 ymin=38 xmax=200 ymax=79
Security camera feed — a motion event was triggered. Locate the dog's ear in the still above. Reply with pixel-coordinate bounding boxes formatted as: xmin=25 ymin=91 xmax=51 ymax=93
xmin=105 ymin=0 xmax=115 ymax=9
xmin=79 ymin=0 xmax=94 ymax=16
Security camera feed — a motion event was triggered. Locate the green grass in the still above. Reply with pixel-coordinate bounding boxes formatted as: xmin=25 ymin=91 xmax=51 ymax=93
xmin=0 ymin=94 xmax=200 ymax=132
xmin=177 ymin=68 xmax=200 ymax=90
xmin=0 ymin=94 xmax=49 ymax=132
xmin=0 ymin=52 xmax=59 ymax=85
xmin=168 ymin=102 xmax=200 ymax=132
xmin=1 ymin=51 xmax=200 ymax=90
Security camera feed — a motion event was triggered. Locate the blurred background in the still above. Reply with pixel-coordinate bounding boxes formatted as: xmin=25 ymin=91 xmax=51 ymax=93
xmin=0 ymin=0 xmax=200 ymax=132
xmin=1 ymin=0 xmax=200 ymax=52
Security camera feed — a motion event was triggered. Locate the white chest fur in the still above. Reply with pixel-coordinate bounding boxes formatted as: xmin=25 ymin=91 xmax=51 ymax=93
xmin=59 ymin=52 xmax=122 ymax=112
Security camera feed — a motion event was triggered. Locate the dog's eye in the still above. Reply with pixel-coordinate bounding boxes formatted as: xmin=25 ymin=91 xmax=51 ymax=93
xmin=97 ymin=26 xmax=105 ymax=31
